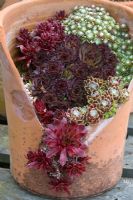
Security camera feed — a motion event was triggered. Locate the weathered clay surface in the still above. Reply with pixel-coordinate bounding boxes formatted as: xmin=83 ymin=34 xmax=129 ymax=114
xmin=11 ymin=90 xmax=35 ymax=121
xmin=0 ymin=0 xmax=133 ymax=198
xmin=1 ymin=168 xmax=133 ymax=200
xmin=0 ymin=0 xmax=23 ymax=118
xmin=1 ymin=124 xmax=133 ymax=168
xmin=21 ymin=156 xmax=122 ymax=198
xmin=119 ymin=1 xmax=133 ymax=7
xmin=123 ymin=2 xmax=133 ymax=7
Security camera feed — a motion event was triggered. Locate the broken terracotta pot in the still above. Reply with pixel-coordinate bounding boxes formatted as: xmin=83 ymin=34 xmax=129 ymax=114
xmin=0 ymin=0 xmax=133 ymax=198
xmin=0 ymin=0 xmax=23 ymax=119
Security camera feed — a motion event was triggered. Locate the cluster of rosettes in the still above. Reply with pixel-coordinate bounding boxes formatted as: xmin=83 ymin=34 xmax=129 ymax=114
xmin=15 ymin=8 xmax=131 ymax=194
xmin=67 ymin=76 xmax=129 ymax=125
xmin=17 ymin=25 xmax=118 ymax=111
xmin=63 ymin=5 xmax=133 ymax=84
xmin=27 ymin=118 xmax=90 ymax=193
xmin=16 ymin=19 xmax=65 ymax=67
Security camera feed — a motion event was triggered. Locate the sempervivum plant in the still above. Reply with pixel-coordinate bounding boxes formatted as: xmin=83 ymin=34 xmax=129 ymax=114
xmin=16 ymin=19 xmax=65 ymax=67
xmin=15 ymin=7 xmax=131 ymax=193
xmin=63 ymin=5 xmax=133 ymax=84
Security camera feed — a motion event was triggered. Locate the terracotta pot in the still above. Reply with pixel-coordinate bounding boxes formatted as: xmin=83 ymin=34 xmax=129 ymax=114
xmin=0 ymin=0 xmax=133 ymax=198
xmin=0 ymin=0 xmax=23 ymax=119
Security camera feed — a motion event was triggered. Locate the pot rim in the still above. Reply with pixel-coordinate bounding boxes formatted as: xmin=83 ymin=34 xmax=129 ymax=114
xmin=0 ymin=0 xmax=133 ymax=28
xmin=121 ymin=2 xmax=133 ymax=7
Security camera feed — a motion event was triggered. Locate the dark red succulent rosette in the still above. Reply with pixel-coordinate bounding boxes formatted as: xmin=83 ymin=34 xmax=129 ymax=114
xmin=27 ymin=118 xmax=89 ymax=193
xmin=27 ymin=150 xmax=52 ymax=171
xmin=15 ymin=10 xmax=125 ymax=194
xmin=79 ymin=42 xmax=118 ymax=79
xmin=44 ymin=118 xmax=87 ymax=165
xmin=54 ymin=10 xmax=68 ymax=21
xmin=16 ymin=18 xmax=65 ymax=67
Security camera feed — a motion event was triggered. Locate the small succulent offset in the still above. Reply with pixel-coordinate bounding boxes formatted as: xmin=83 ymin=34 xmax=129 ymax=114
xmin=15 ymin=6 xmax=131 ymax=194
xmin=86 ymin=104 xmax=103 ymax=124
xmin=66 ymin=106 xmax=88 ymax=124
xmin=16 ymin=20 xmax=65 ymax=67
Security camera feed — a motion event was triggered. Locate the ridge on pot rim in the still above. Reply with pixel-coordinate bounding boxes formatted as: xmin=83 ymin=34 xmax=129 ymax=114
xmin=110 ymin=1 xmax=133 ymax=9
xmin=0 ymin=0 xmax=133 ymax=198
xmin=120 ymin=2 xmax=133 ymax=9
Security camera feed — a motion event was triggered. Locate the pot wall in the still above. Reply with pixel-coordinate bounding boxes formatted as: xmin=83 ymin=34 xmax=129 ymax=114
xmin=0 ymin=0 xmax=23 ymax=118
xmin=0 ymin=0 xmax=133 ymax=198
